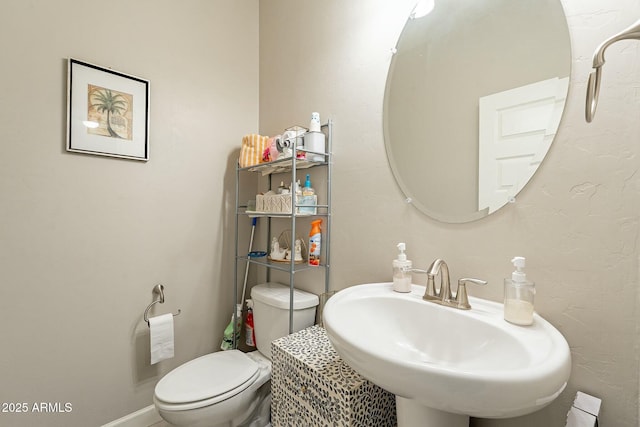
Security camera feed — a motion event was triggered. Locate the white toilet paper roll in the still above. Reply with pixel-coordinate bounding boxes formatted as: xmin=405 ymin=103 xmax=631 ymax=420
xmin=280 ymin=130 xmax=298 ymax=149
xmin=149 ymin=313 xmax=174 ymax=364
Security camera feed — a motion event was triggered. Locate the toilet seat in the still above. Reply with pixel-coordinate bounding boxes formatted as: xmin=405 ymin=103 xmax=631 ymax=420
xmin=154 ymin=350 xmax=260 ymax=411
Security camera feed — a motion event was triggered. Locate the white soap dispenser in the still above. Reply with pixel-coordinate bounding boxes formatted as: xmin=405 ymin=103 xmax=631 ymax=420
xmin=504 ymin=256 xmax=535 ymax=325
xmin=392 ymin=243 xmax=412 ymax=293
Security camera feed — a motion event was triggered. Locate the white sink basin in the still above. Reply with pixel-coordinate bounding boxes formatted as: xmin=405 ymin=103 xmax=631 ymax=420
xmin=323 ymin=283 xmax=571 ymax=420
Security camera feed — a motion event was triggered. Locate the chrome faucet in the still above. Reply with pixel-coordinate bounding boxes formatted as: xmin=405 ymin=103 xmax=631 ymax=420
xmin=418 ymin=259 xmax=487 ymax=310
xmin=425 ymin=258 xmax=451 ymax=301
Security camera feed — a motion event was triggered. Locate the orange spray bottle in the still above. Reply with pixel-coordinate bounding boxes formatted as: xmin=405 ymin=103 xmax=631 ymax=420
xmin=308 ymin=219 xmax=322 ymax=266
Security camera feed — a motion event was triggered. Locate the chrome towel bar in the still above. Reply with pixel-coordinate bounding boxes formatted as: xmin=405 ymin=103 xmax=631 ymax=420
xmin=144 ymin=284 xmax=181 ymax=327
xmin=585 ymin=18 xmax=640 ymax=122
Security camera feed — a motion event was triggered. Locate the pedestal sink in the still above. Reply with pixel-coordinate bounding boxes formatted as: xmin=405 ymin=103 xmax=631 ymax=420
xmin=322 ymin=283 xmax=571 ymax=426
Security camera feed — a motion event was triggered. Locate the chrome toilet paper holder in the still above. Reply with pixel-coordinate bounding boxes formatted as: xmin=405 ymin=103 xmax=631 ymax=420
xmin=144 ymin=284 xmax=181 ymax=327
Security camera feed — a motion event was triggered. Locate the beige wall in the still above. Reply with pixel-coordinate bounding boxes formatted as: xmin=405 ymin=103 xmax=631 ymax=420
xmin=0 ymin=1 xmax=258 ymax=426
xmin=260 ymin=0 xmax=640 ymax=426
xmin=2 ymin=1 xmax=639 ymax=426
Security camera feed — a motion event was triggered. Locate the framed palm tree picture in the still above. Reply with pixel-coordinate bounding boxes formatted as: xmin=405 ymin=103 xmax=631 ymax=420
xmin=66 ymin=58 xmax=150 ymax=161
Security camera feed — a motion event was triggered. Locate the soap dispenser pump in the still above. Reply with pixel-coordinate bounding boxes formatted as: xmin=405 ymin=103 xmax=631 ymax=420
xmin=303 ymin=174 xmax=314 ymax=196
xmin=392 ymin=243 xmax=412 ymax=293
xmin=504 ymin=256 xmax=535 ymax=325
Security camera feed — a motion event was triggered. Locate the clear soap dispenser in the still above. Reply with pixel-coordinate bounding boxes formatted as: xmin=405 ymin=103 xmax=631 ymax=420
xmin=504 ymin=256 xmax=535 ymax=325
xmin=299 ymin=174 xmax=317 ymax=214
xmin=392 ymin=243 xmax=412 ymax=293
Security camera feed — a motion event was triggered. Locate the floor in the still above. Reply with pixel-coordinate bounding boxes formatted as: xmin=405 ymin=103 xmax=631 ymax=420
xmin=148 ymin=421 xmax=171 ymax=427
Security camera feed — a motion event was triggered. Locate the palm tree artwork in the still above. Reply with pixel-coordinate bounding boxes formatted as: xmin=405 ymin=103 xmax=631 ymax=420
xmin=87 ymin=84 xmax=133 ymax=140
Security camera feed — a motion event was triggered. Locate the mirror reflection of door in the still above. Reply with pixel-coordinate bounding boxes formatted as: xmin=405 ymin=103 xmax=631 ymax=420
xmin=383 ymin=0 xmax=572 ymax=223
xmin=478 ymin=77 xmax=569 ymax=213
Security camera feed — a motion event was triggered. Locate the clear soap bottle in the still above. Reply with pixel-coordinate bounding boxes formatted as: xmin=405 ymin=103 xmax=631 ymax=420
xmin=392 ymin=243 xmax=412 ymax=293
xmin=299 ymin=174 xmax=317 ymax=214
xmin=504 ymin=256 xmax=535 ymax=325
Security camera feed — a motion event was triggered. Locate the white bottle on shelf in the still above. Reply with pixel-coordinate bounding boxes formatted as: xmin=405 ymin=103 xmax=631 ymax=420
xmin=304 ymin=112 xmax=326 ymax=162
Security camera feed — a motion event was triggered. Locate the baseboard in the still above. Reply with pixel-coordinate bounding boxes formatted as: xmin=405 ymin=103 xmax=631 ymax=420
xmin=101 ymin=404 xmax=162 ymax=427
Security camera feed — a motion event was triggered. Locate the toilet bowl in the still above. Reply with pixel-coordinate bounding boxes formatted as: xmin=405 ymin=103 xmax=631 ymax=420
xmin=154 ymin=350 xmax=271 ymax=427
xmin=153 ymin=283 xmax=318 ymax=427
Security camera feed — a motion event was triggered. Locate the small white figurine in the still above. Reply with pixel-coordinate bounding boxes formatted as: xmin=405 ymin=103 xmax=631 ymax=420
xmin=285 ymin=238 xmax=303 ymax=262
xmin=270 ymin=237 xmax=286 ymax=260
xmin=294 ymin=239 xmax=303 ymax=261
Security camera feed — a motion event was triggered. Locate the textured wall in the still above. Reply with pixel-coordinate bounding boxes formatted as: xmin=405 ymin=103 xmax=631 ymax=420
xmin=259 ymin=0 xmax=640 ymax=426
xmin=0 ymin=1 xmax=258 ymax=426
xmin=1 ymin=1 xmax=637 ymax=426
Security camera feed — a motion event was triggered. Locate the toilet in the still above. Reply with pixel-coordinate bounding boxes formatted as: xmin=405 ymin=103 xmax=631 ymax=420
xmin=153 ymin=282 xmax=319 ymax=427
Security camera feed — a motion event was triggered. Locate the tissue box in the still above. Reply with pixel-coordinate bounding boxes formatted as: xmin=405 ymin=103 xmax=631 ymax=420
xmin=297 ymin=194 xmax=317 ymax=215
xmin=255 ymin=192 xmax=293 ymax=214
xmin=565 ymin=392 xmax=601 ymax=427
xmin=271 ymin=325 xmax=396 ymax=426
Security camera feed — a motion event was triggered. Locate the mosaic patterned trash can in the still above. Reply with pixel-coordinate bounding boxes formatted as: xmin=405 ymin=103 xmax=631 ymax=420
xmin=271 ymin=325 xmax=397 ymax=426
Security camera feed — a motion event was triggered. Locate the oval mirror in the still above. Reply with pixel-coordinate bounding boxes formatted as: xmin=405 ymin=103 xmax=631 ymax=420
xmin=384 ymin=0 xmax=571 ymax=223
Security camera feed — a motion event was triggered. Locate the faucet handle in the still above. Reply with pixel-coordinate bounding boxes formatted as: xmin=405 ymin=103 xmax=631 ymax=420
xmin=455 ymin=278 xmax=487 ymax=310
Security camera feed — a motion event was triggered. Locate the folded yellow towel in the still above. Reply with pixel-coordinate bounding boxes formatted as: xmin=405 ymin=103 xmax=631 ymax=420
xmin=239 ymin=134 xmax=269 ymax=168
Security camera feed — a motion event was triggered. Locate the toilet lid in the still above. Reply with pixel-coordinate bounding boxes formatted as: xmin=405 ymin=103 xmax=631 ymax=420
xmin=155 ymin=350 xmax=259 ymax=404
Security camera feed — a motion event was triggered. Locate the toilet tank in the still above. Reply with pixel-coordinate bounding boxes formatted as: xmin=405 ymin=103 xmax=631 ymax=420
xmin=250 ymin=282 xmax=319 ymax=359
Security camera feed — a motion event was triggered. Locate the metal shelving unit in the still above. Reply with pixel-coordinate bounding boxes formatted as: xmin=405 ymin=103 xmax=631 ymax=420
xmin=234 ymin=120 xmax=332 ymax=340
